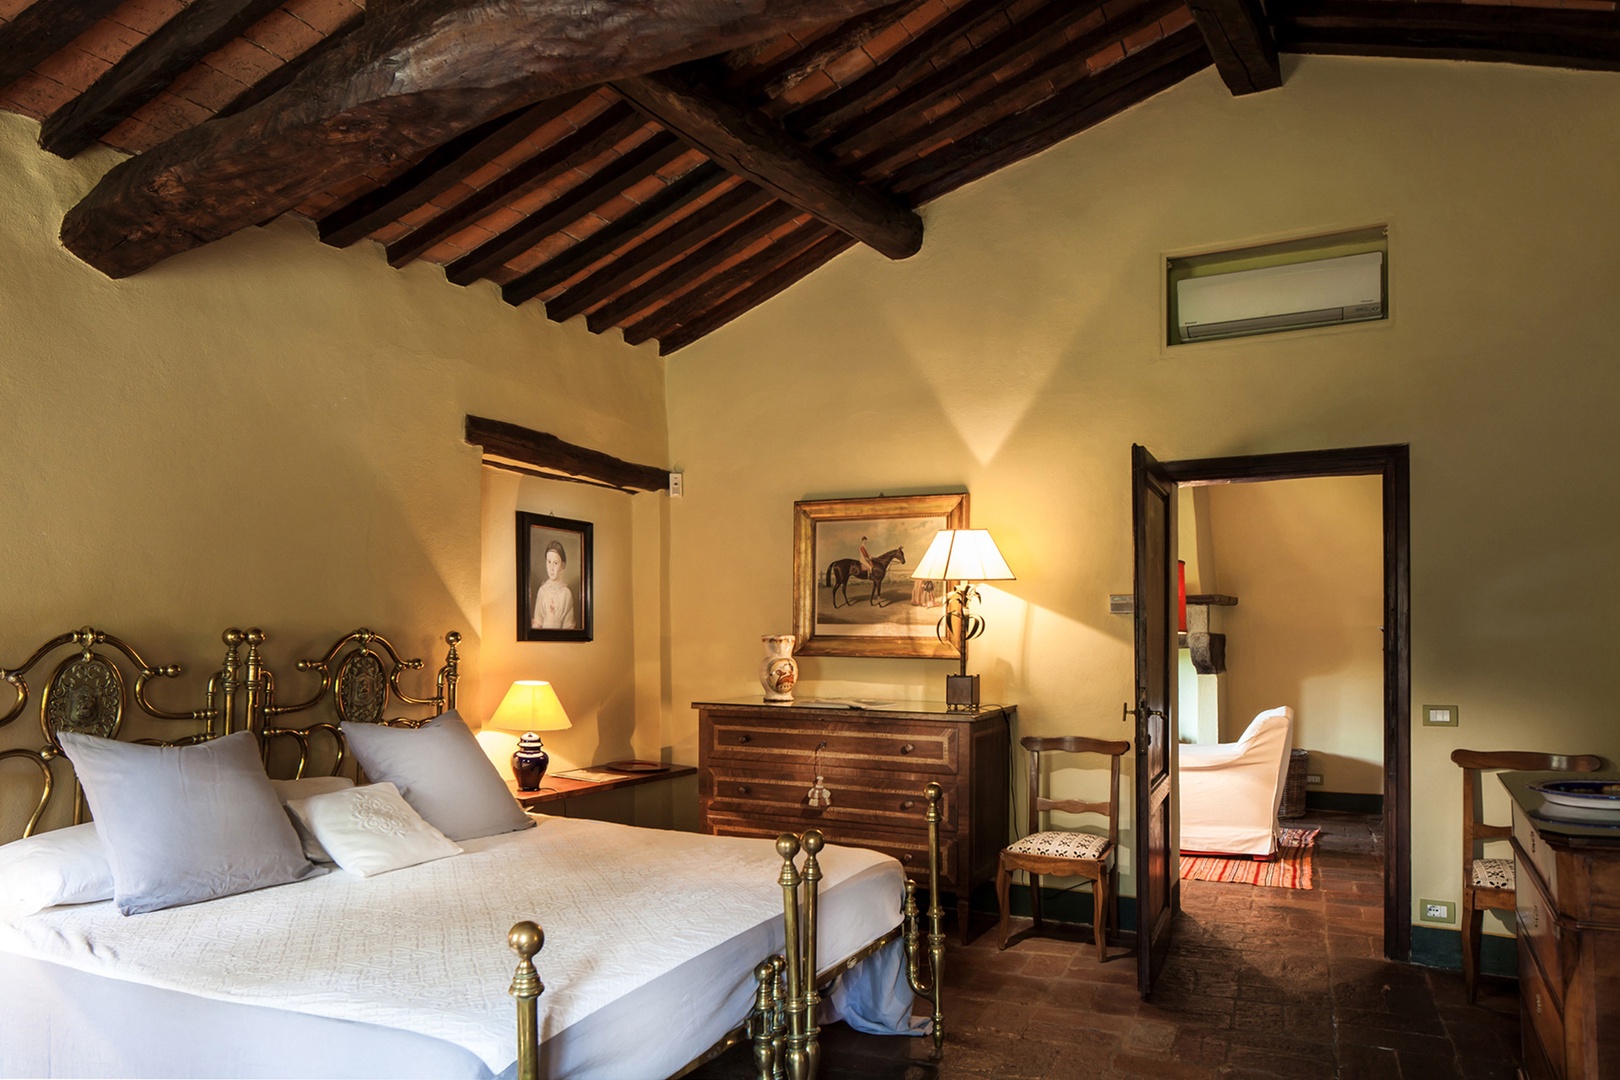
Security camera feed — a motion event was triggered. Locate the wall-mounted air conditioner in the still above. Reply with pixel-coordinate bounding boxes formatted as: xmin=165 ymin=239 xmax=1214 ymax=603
xmin=1175 ymin=250 xmax=1385 ymax=343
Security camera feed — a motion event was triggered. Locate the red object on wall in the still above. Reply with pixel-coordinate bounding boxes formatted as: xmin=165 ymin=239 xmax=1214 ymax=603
xmin=1178 ymin=560 xmax=1187 ymax=632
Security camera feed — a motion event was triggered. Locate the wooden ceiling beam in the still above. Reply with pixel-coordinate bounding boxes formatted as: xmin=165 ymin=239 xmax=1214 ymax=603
xmin=445 ymin=134 xmax=688 ymax=285
xmin=1273 ymin=2 xmax=1620 ymax=71
xmin=891 ymin=25 xmax=1213 ymax=205
xmin=618 ymin=210 xmax=811 ymax=344
xmin=611 ymin=66 xmax=921 ymax=259
xmin=59 ymin=0 xmax=911 ymax=279
xmin=733 ymin=1 xmax=914 ymax=100
xmin=383 ymin=102 xmax=642 ymax=269
xmin=1188 ymin=0 xmax=1281 ymax=95
xmin=658 ymin=232 xmax=855 ymax=354
xmin=851 ymin=0 xmax=1187 ymax=178
xmin=592 ymin=205 xmax=801 ymax=336
xmin=215 ymin=8 xmax=364 ymax=119
xmin=40 ymin=0 xmax=289 ymax=159
xmin=823 ymin=0 xmax=1107 ymax=160
xmin=518 ymin=183 xmax=773 ymax=313
xmin=788 ymin=0 xmax=1005 ymax=141
xmin=317 ymin=97 xmax=581 ymax=248
xmin=0 ymin=0 xmax=127 ymax=92
xmin=498 ymin=163 xmax=730 ymax=303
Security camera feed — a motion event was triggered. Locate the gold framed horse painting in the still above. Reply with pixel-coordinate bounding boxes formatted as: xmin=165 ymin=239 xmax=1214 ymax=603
xmin=792 ymin=493 xmax=968 ymax=658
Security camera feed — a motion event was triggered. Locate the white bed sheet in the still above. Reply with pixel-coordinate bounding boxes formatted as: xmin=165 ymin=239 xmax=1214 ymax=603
xmin=0 ymin=816 xmax=910 ymax=1079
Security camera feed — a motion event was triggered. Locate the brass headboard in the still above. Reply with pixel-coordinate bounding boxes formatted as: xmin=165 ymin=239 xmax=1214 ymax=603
xmin=250 ymin=628 xmax=461 ymax=780
xmin=0 ymin=626 xmax=462 ymax=841
xmin=0 ymin=627 xmax=241 ymax=840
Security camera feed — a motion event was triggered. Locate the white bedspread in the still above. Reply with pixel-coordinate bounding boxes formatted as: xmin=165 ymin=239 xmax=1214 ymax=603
xmin=0 ymin=816 xmax=905 ymax=1075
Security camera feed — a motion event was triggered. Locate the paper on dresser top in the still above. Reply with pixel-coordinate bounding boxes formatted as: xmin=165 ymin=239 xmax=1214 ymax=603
xmin=0 ymin=816 xmax=902 ymax=1072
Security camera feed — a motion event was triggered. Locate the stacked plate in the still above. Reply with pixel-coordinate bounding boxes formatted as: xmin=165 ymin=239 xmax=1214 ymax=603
xmin=1531 ymin=778 xmax=1620 ymax=825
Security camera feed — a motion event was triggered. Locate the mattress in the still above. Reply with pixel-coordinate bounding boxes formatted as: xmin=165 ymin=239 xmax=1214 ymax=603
xmin=0 ymin=816 xmax=912 ymax=1079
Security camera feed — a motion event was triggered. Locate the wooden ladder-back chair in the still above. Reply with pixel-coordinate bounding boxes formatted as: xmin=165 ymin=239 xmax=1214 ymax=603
xmin=996 ymin=735 xmax=1131 ymax=960
xmin=1450 ymin=747 xmax=1603 ymax=1003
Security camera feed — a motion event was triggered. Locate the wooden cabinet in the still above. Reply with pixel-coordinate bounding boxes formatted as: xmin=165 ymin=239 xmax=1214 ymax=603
xmin=1503 ymin=772 xmax=1620 ymax=1079
xmin=695 ymin=699 xmax=1012 ymax=942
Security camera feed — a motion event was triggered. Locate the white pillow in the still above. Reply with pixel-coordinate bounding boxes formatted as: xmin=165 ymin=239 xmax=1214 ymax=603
xmin=0 ymin=822 xmax=114 ymax=915
xmin=341 ymin=711 xmax=532 ymax=842
xmin=59 ymin=730 xmax=316 ymax=916
xmin=285 ymin=783 xmax=462 ymax=878
xmin=271 ymin=776 xmax=355 ymax=863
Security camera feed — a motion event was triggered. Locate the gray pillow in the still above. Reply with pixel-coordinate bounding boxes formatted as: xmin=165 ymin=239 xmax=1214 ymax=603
xmin=340 ymin=710 xmax=533 ymax=842
xmin=59 ymin=730 xmax=315 ymax=915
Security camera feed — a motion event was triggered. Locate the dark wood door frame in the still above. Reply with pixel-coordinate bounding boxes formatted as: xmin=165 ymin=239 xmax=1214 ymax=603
xmin=1160 ymin=444 xmax=1411 ymax=963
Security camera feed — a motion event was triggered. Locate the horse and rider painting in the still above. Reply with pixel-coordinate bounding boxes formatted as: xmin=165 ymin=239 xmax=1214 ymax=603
xmin=792 ymin=493 xmax=970 ymax=660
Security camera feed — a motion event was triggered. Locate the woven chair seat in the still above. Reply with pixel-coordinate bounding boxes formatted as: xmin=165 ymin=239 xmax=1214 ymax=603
xmin=1471 ymin=857 xmax=1514 ymax=890
xmin=1006 ymin=830 xmax=1109 ymax=860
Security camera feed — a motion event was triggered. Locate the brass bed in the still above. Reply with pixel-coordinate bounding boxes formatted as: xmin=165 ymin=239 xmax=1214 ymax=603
xmin=0 ymin=626 xmax=943 ymax=1080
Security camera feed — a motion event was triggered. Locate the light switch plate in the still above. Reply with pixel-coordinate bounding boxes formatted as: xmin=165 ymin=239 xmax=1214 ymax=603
xmin=1422 ymin=704 xmax=1458 ymax=727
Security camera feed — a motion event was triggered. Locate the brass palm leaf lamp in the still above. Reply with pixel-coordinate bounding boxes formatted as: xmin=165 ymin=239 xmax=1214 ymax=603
xmin=490 ymin=680 xmax=574 ymax=791
xmin=911 ymin=529 xmax=1015 ymax=710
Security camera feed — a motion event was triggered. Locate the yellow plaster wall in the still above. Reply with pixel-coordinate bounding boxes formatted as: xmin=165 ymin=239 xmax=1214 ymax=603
xmin=0 ymin=111 xmax=667 ymax=832
xmin=665 ymin=56 xmax=1620 ymax=937
xmin=1202 ymin=476 xmax=1384 ymax=794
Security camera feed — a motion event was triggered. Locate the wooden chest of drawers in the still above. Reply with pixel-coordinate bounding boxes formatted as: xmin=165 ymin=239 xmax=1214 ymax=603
xmin=695 ymin=699 xmax=1012 ymax=942
xmin=1503 ymin=772 xmax=1620 ymax=1079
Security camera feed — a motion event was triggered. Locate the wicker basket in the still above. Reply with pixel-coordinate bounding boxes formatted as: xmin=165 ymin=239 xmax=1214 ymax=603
xmin=1279 ymin=749 xmax=1310 ymax=819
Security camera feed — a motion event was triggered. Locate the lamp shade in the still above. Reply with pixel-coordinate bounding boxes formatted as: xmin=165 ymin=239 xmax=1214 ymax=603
xmin=488 ymin=680 xmax=573 ymax=733
xmin=911 ymin=530 xmax=1015 ymax=583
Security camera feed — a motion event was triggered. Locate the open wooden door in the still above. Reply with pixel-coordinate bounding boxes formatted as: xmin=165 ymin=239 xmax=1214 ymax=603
xmin=1131 ymin=444 xmax=1178 ymax=996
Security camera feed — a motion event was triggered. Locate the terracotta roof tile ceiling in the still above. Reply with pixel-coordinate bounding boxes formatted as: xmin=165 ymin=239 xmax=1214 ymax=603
xmin=2 ymin=0 xmax=1617 ymax=351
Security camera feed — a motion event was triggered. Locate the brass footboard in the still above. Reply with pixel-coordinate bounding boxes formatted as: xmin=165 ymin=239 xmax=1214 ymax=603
xmin=504 ymin=782 xmax=947 ymax=1080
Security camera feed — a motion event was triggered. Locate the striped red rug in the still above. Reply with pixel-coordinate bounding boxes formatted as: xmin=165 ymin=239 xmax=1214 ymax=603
xmin=1178 ymin=828 xmax=1321 ymax=889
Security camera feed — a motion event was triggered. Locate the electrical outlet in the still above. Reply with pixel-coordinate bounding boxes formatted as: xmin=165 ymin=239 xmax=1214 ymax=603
xmin=669 ymin=471 xmax=684 ymax=498
xmin=1306 ymin=773 xmax=1323 ymax=785
xmin=1421 ymin=899 xmax=1456 ymax=924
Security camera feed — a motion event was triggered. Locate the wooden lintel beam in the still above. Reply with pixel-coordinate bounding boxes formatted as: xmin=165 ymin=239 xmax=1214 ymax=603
xmin=1187 ymin=0 xmax=1281 ymax=95
xmin=0 ymin=0 xmax=127 ymax=92
xmin=612 ymin=66 xmax=922 ymax=259
xmin=465 ymin=416 xmax=669 ymax=493
xmin=1273 ymin=1 xmax=1620 ymax=71
xmin=59 ymin=0 xmax=909 ymax=279
xmin=40 ymin=0 xmax=289 ymax=159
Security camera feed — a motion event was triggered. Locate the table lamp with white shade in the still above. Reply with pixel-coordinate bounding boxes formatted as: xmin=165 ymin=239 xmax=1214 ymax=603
xmin=489 ymin=680 xmax=573 ymax=791
xmin=910 ymin=529 xmax=1015 ymax=709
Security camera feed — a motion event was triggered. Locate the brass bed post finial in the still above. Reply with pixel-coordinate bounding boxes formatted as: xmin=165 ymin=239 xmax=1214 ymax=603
xmin=776 ymin=833 xmax=809 ymax=1080
xmin=242 ymin=628 xmax=267 ymax=738
xmin=442 ymin=631 xmax=461 ymax=713
xmin=217 ymin=628 xmax=244 ymax=737
xmin=903 ymin=783 xmax=946 ymax=1055
xmin=800 ymin=829 xmax=824 ymax=1080
xmin=508 ymin=921 xmax=545 ymax=1080
xmin=750 ymin=956 xmax=782 ymax=1080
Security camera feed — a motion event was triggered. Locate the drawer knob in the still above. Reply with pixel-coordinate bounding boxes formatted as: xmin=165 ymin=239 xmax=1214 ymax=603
xmin=900 ymin=743 xmax=914 ymax=754
xmin=736 ymin=734 xmax=751 ymax=744
xmin=737 ymin=785 xmax=751 ymax=795
xmin=900 ymin=800 xmax=916 ymax=810
xmin=901 ymin=853 xmax=913 ymax=864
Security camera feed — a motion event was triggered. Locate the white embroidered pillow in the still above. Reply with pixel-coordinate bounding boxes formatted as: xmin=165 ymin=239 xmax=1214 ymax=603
xmin=285 ymin=783 xmax=461 ymax=878
xmin=0 ymin=822 xmax=114 ymax=914
xmin=270 ymin=776 xmax=355 ymax=863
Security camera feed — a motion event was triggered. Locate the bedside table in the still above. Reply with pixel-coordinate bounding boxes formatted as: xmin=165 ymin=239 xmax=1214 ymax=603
xmin=507 ymin=765 xmax=697 ymax=810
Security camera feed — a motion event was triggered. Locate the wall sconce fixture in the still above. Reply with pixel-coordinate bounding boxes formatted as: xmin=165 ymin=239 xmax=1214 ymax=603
xmin=911 ymin=529 xmax=1015 ymax=710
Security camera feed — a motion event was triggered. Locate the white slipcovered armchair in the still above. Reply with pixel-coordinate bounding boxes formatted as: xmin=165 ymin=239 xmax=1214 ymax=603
xmin=1178 ymin=706 xmax=1294 ymax=858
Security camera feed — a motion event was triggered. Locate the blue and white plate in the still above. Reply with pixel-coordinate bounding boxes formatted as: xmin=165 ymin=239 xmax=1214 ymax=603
xmin=1531 ymin=779 xmax=1620 ymax=821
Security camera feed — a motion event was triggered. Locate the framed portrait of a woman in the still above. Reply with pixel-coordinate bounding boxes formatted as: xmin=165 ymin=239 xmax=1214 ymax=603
xmin=517 ymin=512 xmax=593 ymax=642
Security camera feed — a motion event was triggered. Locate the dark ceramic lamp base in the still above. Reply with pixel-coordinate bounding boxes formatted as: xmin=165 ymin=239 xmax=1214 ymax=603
xmin=512 ymin=732 xmax=550 ymax=792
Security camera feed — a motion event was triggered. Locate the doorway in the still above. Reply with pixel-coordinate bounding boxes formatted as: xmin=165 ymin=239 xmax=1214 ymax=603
xmin=1134 ymin=444 xmax=1411 ymax=980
